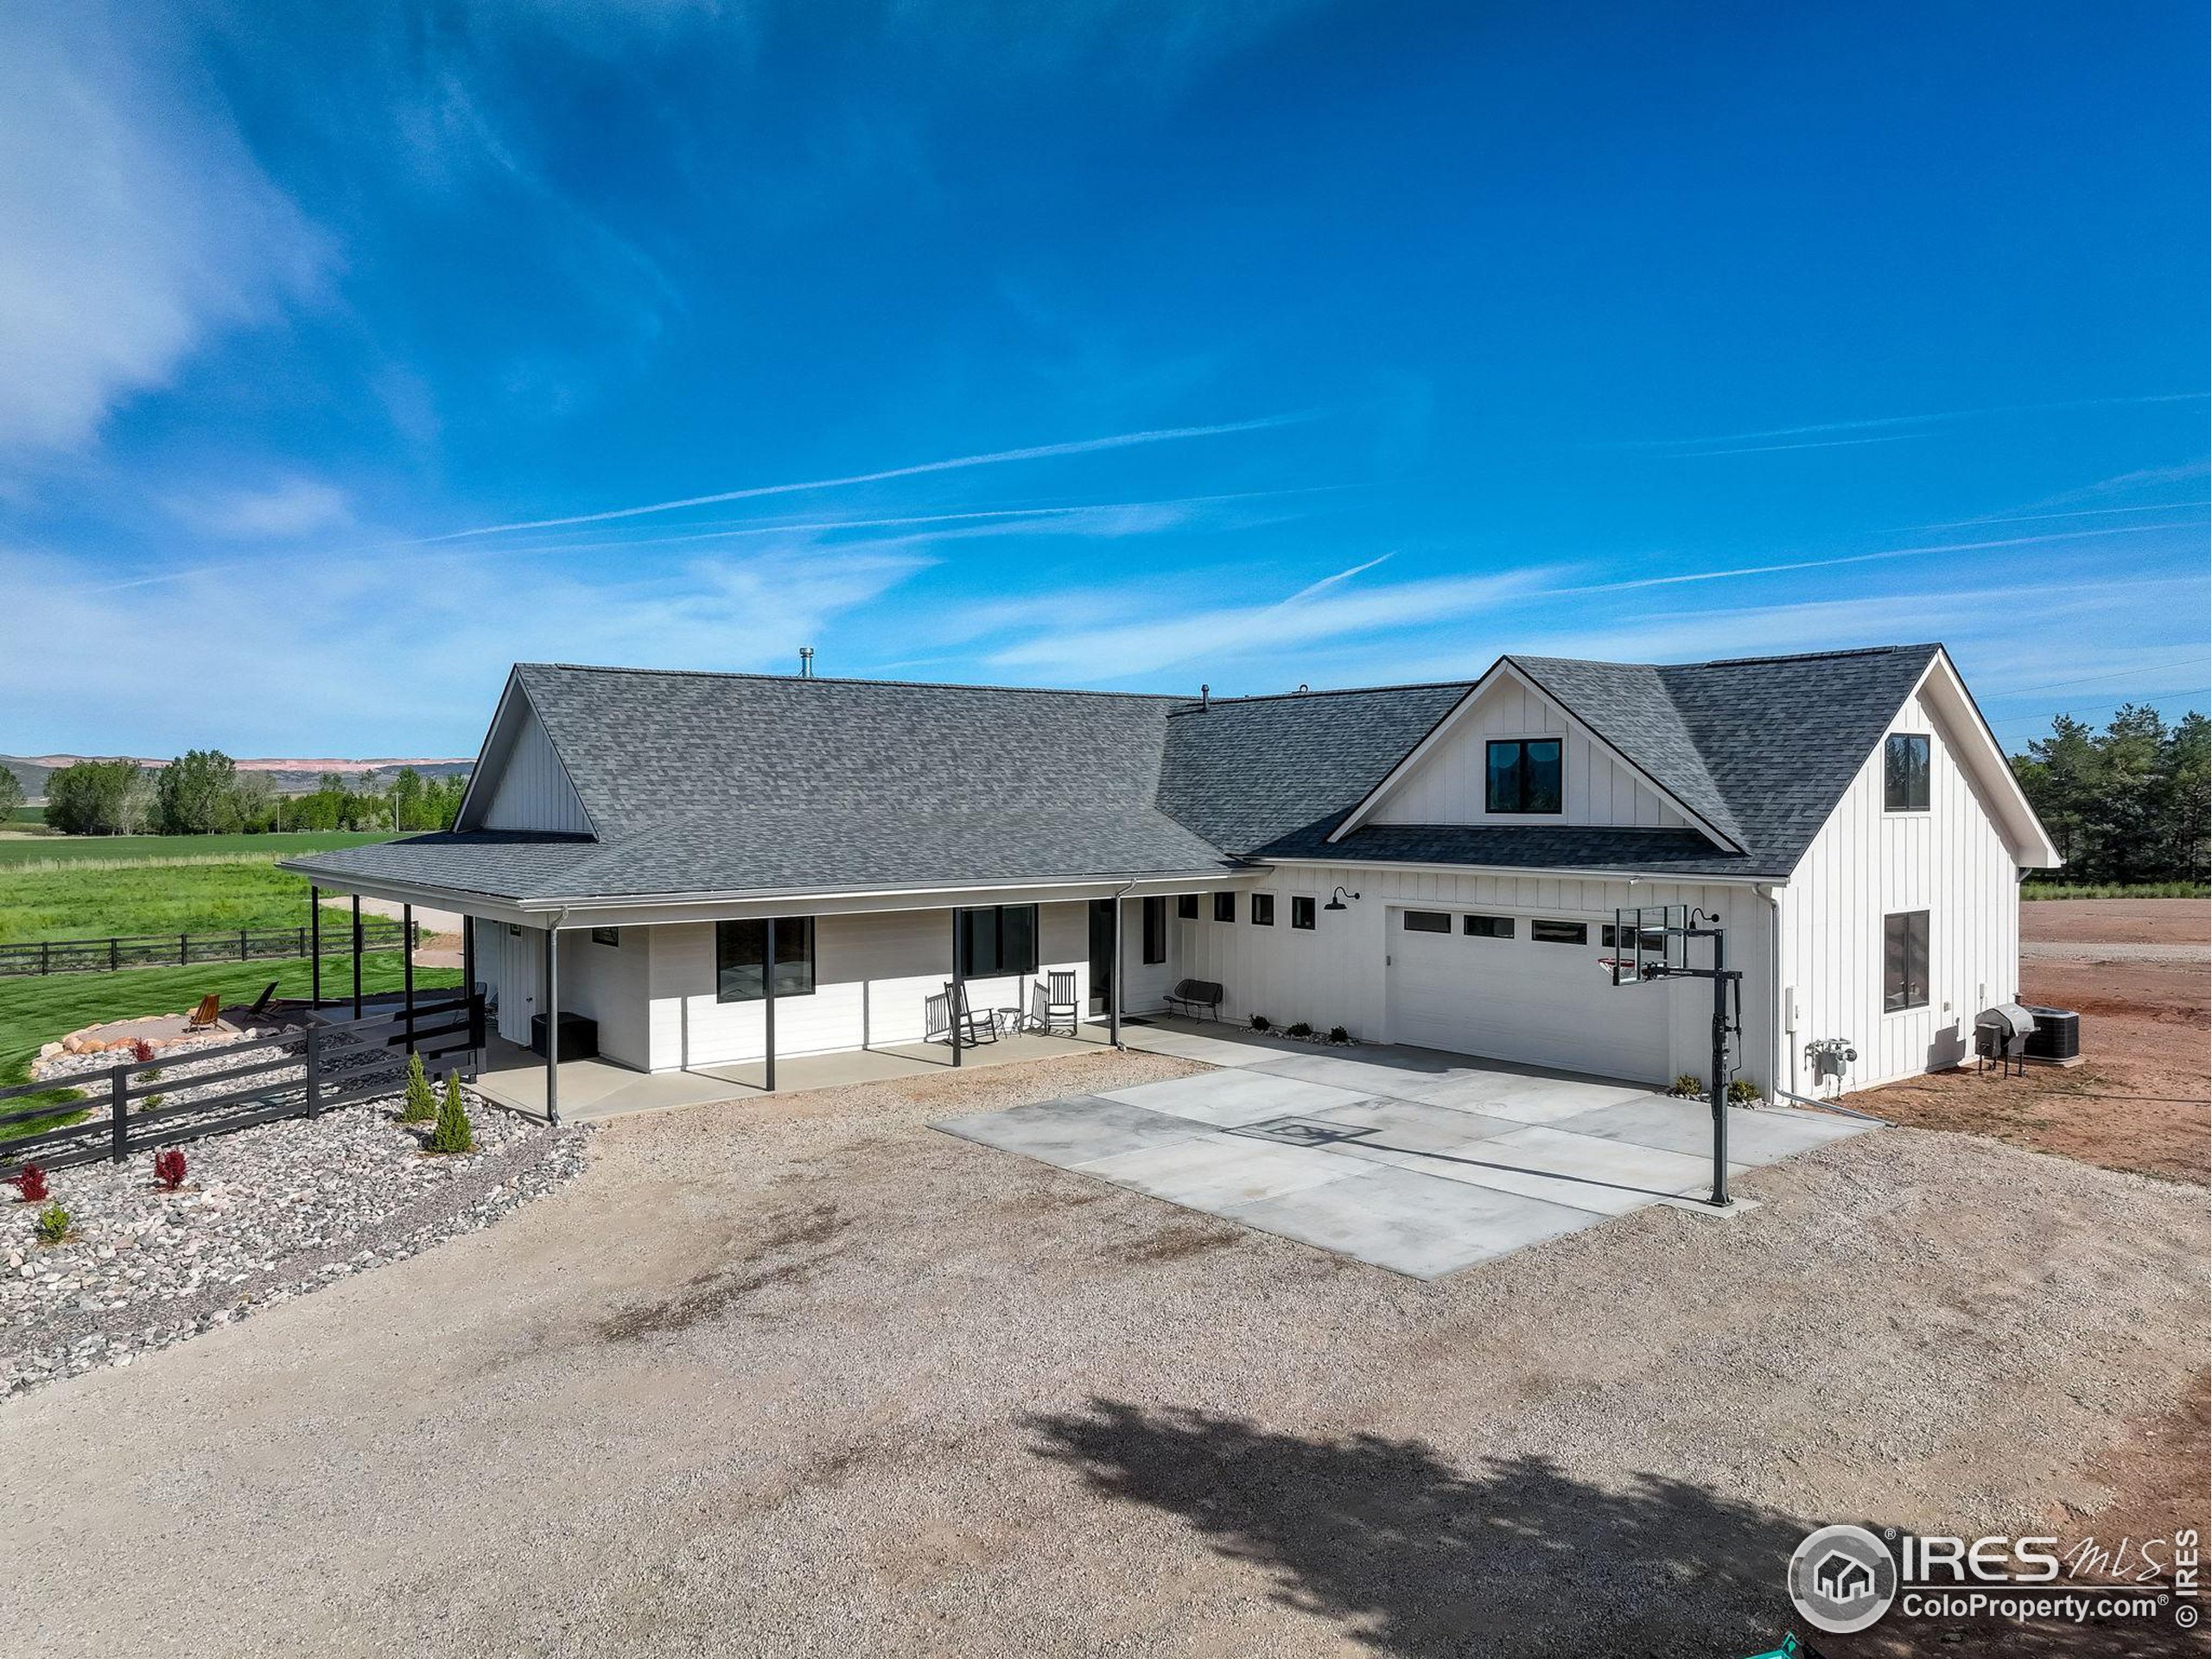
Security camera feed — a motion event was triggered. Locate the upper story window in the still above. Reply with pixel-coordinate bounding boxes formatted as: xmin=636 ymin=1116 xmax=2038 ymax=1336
xmin=1251 ymin=893 xmax=1275 ymax=926
xmin=957 ymin=905 xmax=1038 ymax=978
xmin=1176 ymin=893 xmax=1198 ymax=920
xmin=1141 ymin=897 xmax=1167 ymax=964
xmin=1884 ymin=911 xmax=1929 ymax=1011
xmin=715 ymin=918 xmax=815 ymax=1002
xmin=1885 ymin=734 xmax=1930 ymax=812
xmin=1213 ymin=892 xmax=1236 ymax=923
xmin=1486 ymin=738 xmax=1563 ymax=814
xmin=1290 ymin=895 xmax=1316 ymax=930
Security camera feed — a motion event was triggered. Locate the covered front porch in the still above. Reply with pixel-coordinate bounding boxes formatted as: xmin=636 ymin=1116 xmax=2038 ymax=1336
xmin=469 ymin=1019 xmax=1124 ymax=1122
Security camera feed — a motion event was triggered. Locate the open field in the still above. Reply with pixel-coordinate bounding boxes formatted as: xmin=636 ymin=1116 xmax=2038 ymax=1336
xmin=0 ymin=830 xmax=395 ymax=867
xmin=1871 ymin=899 xmax=2209 ymax=1184
xmin=0 ymin=1050 xmax=2199 ymax=1658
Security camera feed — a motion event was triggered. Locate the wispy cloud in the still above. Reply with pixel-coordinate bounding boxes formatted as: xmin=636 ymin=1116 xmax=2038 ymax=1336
xmin=165 ymin=479 xmax=353 ymax=539
xmin=0 ymin=5 xmax=329 ymax=457
xmin=427 ymin=413 xmax=1318 ymax=539
xmin=1604 ymin=392 xmax=2208 ymax=458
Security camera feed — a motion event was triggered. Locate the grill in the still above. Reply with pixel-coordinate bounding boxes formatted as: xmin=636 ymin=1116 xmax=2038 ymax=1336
xmin=1973 ymin=1002 xmax=2038 ymax=1077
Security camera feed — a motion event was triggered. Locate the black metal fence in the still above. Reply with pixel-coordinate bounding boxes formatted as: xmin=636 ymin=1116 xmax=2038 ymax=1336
xmin=0 ymin=994 xmax=483 ymax=1172
xmin=0 ymin=918 xmax=412 ymax=978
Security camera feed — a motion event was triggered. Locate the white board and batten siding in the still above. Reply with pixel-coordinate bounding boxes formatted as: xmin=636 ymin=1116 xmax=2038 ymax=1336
xmin=1170 ymin=864 xmax=1776 ymax=1090
xmin=1777 ymin=688 xmax=2021 ymax=1092
xmin=1368 ymin=676 xmax=1693 ymax=830
xmin=477 ymin=697 xmax=592 ymax=835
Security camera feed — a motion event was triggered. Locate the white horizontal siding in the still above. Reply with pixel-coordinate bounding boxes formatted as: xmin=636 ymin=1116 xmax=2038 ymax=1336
xmin=1370 ymin=676 xmax=1690 ymax=830
xmin=1777 ymin=687 xmax=2021 ymax=1094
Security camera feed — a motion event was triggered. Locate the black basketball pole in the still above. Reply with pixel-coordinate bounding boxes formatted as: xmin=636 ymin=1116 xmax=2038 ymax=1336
xmin=1633 ymin=911 xmax=1740 ymax=1209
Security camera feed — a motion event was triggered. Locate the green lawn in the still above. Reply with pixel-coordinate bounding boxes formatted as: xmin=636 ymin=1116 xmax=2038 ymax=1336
xmin=0 ymin=952 xmax=462 ymax=1141
xmin=2021 ymin=880 xmax=2210 ymax=899
xmin=0 ymin=832 xmax=402 ymax=944
xmin=0 ymin=830 xmax=395 ymax=867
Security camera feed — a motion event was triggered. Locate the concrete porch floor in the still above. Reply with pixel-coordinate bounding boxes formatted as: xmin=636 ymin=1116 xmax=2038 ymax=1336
xmin=470 ymin=1020 xmax=1122 ymax=1122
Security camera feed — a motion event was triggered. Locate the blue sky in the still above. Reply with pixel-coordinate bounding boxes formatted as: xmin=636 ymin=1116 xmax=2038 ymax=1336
xmin=2 ymin=1 xmax=2205 ymax=759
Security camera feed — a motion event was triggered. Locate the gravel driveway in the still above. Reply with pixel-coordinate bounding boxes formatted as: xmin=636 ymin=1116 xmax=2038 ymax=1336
xmin=0 ymin=1046 xmax=2201 ymax=1658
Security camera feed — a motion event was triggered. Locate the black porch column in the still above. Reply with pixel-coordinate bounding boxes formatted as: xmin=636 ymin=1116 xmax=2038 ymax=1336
xmin=763 ymin=919 xmax=777 ymax=1092
xmin=1109 ymin=896 xmax=1124 ymax=1049
xmin=401 ymin=903 xmax=416 ymax=1054
xmin=461 ymin=914 xmax=480 ymax=1068
xmin=949 ymin=908 xmax=963 ymax=1069
xmin=543 ymin=925 xmax=561 ymax=1127
xmin=350 ymin=893 xmax=363 ymax=1018
xmin=309 ymin=886 xmax=321 ymax=1007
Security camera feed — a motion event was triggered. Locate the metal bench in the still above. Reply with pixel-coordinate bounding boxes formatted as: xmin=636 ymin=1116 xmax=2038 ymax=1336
xmin=1164 ymin=978 xmax=1224 ymax=1021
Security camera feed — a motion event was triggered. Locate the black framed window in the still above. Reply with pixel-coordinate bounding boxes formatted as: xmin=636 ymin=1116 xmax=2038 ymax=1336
xmin=1213 ymin=892 xmax=1236 ymax=923
xmin=590 ymin=926 xmax=621 ymax=946
xmin=1884 ymin=911 xmax=1929 ymax=1011
xmin=1403 ymin=910 xmax=1452 ymax=933
xmin=715 ymin=917 xmax=815 ymax=1002
xmin=1141 ymin=897 xmax=1166 ymax=964
xmin=1251 ymin=893 xmax=1275 ymax=926
xmin=1176 ymin=893 xmax=1198 ymax=920
xmin=1463 ymin=914 xmax=1514 ymax=938
xmin=1485 ymin=738 xmax=1564 ymax=814
xmin=1885 ymin=734 xmax=1930 ymax=812
xmin=957 ymin=905 xmax=1038 ymax=977
xmin=1530 ymin=918 xmax=1588 ymax=945
xmin=1290 ymin=895 xmax=1316 ymax=930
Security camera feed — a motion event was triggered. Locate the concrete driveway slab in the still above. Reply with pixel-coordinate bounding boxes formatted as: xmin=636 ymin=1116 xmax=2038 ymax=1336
xmin=1103 ymin=1069 xmax=1374 ymax=1128
xmin=1224 ymin=1164 xmax=1608 ymax=1279
xmin=1299 ymin=1096 xmax=1523 ymax=1155
xmin=1072 ymin=1135 xmax=1362 ymax=1210
xmin=1482 ymin=1123 xmax=1739 ymax=1199
xmin=1551 ymin=1098 xmax=1872 ymax=1163
xmin=1397 ymin=1072 xmax=1656 ymax=1121
xmin=1245 ymin=1049 xmax=1480 ymax=1096
xmin=935 ymin=1096 xmax=1205 ymax=1165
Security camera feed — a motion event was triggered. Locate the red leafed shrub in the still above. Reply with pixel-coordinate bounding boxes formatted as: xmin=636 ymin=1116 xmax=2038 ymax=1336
xmin=10 ymin=1163 xmax=48 ymax=1203
xmin=152 ymin=1147 xmax=188 ymax=1191
xmin=131 ymin=1039 xmax=157 ymax=1065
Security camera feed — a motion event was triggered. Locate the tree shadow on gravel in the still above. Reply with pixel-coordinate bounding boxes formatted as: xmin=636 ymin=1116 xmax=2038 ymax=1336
xmin=1023 ymin=1398 xmax=1808 ymax=1658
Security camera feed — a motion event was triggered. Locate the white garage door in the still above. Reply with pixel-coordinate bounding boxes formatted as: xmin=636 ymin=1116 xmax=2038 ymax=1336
xmin=1385 ymin=908 xmax=1673 ymax=1084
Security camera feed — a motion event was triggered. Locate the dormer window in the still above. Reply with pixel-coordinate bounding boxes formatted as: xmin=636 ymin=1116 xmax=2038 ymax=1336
xmin=1885 ymin=734 xmax=1930 ymax=812
xmin=1485 ymin=739 xmax=1563 ymax=814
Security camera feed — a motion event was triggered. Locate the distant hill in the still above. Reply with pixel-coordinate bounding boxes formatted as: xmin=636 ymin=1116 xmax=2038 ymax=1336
xmin=2 ymin=753 xmax=472 ymax=802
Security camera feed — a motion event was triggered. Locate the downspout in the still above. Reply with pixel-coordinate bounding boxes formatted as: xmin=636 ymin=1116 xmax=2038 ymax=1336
xmin=1758 ymin=883 xmax=1790 ymax=1100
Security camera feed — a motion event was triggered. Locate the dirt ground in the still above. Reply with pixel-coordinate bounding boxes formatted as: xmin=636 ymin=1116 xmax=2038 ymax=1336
xmin=1871 ymin=899 xmax=2209 ymax=1184
xmin=0 ymin=1048 xmax=2202 ymax=1659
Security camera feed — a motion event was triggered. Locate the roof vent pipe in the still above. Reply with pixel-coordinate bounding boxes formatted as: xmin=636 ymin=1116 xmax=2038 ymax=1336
xmin=1199 ymin=683 xmax=1209 ymax=709
xmin=798 ymin=646 xmax=815 ymax=678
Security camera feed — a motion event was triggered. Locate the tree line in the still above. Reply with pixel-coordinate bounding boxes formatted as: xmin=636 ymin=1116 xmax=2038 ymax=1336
xmin=2011 ymin=704 xmax=2209 ymax=885
xmin=28 ymin=752 xmax=469 ymax=836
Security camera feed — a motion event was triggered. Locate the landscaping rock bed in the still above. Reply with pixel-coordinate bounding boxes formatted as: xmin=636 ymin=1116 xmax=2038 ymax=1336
xmin=1 ymin=1090 xmax=589 ymax=1395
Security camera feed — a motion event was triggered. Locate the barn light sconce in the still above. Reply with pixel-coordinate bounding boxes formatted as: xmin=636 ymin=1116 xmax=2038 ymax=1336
xmin=1324 ymin=887 xmax=1360 ymax=912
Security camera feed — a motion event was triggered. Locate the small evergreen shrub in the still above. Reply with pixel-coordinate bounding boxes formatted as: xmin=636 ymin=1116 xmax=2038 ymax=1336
xmin=1726 ymin=1077 xmax=1761 ymax=1106
xmin=153 ymin=1147 xmax=188 ymax=1190
xmin=1670 ymin=1074 xmax=1704 ymax=1098
xmin=35 ymin=1204 xmax=70 ymax=1245
xmin=1249 ymin=1014 xmax=1272 ymax=1033
xmin=398 ymin=1052 xmax=438 ymax=1123
xmin=426 ymin=1073 xmax=475 ymax=1154
xmin=1286 ymin=1021 xmax=1313 ymax=1039
xmin=1327 ymin=1026 xmax=1349 ymax=1045
xmin=9 ymin=1163 xmax=48 ymax=1203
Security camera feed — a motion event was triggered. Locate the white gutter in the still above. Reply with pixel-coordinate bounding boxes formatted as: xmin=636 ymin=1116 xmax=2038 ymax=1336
xmin=1262 ymin=855 xmax=1788 ymax=889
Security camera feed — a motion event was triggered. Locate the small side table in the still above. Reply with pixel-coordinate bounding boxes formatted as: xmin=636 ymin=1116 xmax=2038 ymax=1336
xmin=995 ymin=1007 xmax=1026 ymax=1038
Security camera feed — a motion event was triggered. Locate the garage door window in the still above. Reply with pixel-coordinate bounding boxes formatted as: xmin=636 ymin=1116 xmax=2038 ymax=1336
xmin=1403 ymin=911 xmax=1452 ymax=933
xmin=1463 ymin=914 xmax=1513 ymax=938
xmin=1884 ymin=910 xmax=1929 ymax=1011
xmin=1529 ymin=919 xmax=1588 ymax=945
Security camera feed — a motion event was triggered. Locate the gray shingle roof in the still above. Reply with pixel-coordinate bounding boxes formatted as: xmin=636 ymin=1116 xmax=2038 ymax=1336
xmin=288 ymin=645 xmax=1944 ymax=903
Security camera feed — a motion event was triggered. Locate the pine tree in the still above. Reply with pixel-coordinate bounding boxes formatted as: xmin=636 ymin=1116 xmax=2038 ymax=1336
xmin=427 ymin=1073 xmax=475 ymax=1154
xmin=399 ymin=1052 xmax=437 ymax=1122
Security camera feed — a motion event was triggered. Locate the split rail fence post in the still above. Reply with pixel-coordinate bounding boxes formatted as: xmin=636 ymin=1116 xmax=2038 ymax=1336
xmin=109 ymin=1066 xmax=128 ymax=1161
xmin=305 ymin=1025 xmax=321 ymax=1120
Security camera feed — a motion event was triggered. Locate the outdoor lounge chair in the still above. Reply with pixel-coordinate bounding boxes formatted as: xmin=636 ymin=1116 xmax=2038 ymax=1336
xmin=1033 ymin=969 xmax=1078 ymax=1036
xmin=941 ymin=981 xmax=999 ymax=1046
xmin=187 ymin=993 xmax=223 ymax=1030
xmin=1164 ymin=978 xmax=1224 ymax=1021
xmin=248 ymin=982 xmax=279 ymax=1016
